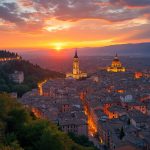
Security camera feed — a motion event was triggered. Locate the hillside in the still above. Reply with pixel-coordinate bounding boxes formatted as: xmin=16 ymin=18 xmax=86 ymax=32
xmin=0 ymin=50 xmax=64 ymax=96
xmin=0 ymin=94 xmax=95 ymax=150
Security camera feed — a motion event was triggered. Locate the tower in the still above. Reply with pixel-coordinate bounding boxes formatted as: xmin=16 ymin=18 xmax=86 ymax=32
xmin=66 ymin=49 xmax=87 ymax=79
xmin=73 ymin=50 xmax=80 ymax=76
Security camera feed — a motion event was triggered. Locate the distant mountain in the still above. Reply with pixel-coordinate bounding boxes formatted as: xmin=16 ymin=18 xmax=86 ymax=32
xmin=11 ymin=42 xmax=150 ymax=58
xmin=79 ymin=42 xmax=150 ymax=57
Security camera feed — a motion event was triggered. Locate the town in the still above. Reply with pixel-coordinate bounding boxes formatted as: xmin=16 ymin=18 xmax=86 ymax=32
xmin=0 ymin=0 xmax=150 ymax=149
xmin=20 ymin=51 xmax=150 ymax=150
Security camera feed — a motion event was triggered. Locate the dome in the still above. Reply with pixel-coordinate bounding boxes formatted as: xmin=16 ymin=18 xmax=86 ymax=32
xmin=107 ymin=53 xmax=126 ymax=72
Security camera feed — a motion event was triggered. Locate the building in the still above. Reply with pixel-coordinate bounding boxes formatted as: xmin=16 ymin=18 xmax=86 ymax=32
xmin=107 ymin=54 xmax=125 ymax=72
xmin=0 ymin=56 xmax=21 ymax=62
xmin=9 ymin=71 xmax=24 ymax=84
xmin=66 ymin=50 xmax=87 ymax=79
xmin=135 ymin=72 xmax=143 ymax=79
xmin=58 ymin=111 xmax=88 ymax=136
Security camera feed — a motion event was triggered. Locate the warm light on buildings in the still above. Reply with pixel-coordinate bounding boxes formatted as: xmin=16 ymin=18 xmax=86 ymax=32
xmin=66 ymin=50 xmax=87 ymax=79
xmin=84 ymin=104 xmax=97 ymax=136
xmin=117 ymin=89 xmax=125 ymax=93
xmin=135 ymin=72 xmax=143 ymax=79
xmin=38 ymin=79 xmax=47 ymax=96
xmin=107 ymin=53 xmax=126 ymax=72
xmin=31 ymin=107 xmax=43 ymax=118
xmin=80 ymin=92 xmax=98 ymax=137
xmin=88 ymin=115 xmax=98 ymax=136
xmin=0 ymin=56 xmax=21 ymax=62
xmin=103 ymin=104 xmax=119 ymax=119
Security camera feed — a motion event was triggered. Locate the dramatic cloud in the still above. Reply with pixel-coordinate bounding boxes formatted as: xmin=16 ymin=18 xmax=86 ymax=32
xmin=0 ymin=3 xmax=24 ymax=24
xmin=110 ymin=0 xmax=150 ymax=7
xmin=0 ymin=0 xmax=150 ymax=27
xmin=0 ymin=0 xmax=150 ymax=48
xmin=29 ymin=0 xmax=150 ymax=22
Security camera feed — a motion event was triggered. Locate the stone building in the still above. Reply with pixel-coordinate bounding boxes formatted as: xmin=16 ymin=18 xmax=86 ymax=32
xmin=10 ymin=71 xmax=24 ymax=84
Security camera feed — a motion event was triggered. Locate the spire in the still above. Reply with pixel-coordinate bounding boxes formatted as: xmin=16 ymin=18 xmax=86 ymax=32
xmin=74 ymin=49 xmax=78 ymax=58
xmin=115 ymin=53 xmax=118 ymax=57
xmin=115 ymin=53 xmax=118 ymax=59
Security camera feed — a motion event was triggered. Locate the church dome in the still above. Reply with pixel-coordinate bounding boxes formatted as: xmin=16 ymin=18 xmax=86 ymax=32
xmin=107 ymin=53 xmax=125 ymax=72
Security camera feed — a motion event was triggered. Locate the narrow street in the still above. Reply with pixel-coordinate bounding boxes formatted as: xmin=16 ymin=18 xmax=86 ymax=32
xmin=80 ymin=92 xmax=101 ymax=149
xmin=38 ymin=79 xmax=48 ymax=95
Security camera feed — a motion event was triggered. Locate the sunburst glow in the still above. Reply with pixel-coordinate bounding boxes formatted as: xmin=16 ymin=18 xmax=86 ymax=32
xmin=53 ymin=42 xmax=66 ymax=51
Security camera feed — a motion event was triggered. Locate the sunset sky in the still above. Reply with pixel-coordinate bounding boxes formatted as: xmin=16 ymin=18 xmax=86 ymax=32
xmin=0 ymin=0 xmax=150 ymax=50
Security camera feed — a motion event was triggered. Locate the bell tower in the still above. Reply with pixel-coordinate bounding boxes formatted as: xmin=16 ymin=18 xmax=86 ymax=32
xmin=73 ymin=50 xmax=80 ymax=77
xmin=66 ymin=49 xmax=87 ymax=79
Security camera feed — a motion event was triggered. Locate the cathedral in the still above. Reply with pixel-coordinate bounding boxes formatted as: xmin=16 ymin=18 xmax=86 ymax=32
xmin=107 ymin=53 xmax=125 ymax=72
xmin=66 ymin=50 xmax=87 ymax=79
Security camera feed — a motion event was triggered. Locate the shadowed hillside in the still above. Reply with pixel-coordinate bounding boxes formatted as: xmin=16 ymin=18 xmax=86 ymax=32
xmin=0 ymin=50 xmax=64 ymax=96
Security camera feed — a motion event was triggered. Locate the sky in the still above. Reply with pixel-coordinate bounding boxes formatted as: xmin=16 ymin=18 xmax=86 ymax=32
xmin=0 ymin=0 xmax=150 ymax=50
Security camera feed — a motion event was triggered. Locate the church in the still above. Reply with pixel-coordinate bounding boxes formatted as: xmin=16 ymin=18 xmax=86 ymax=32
xmin=107 ymin=54 xmax=125 ymax=72
xmin=66 ymin=50 xmax=87 ymax=79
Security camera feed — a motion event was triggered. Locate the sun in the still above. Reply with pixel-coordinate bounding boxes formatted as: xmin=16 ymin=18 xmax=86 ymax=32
xmin=53 ymin=42 xmax=65 ymax=51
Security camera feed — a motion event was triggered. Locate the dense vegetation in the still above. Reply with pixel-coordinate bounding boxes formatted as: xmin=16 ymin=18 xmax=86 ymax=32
xmin=0 ymin=50 xmax=19 ymax=58
xmin=68 ymin=133 xmax=97 ymax=149
xmin=0 ymin=51 xmax=64 ymax=96
xmin=0 ymin=94 xmax=95 ymax=150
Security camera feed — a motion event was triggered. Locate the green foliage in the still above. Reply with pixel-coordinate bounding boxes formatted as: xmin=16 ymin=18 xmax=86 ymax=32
xmin=0 ymin=50 xmax=19 ymax=58
xmin=0 ymin=94 xmax=94 ymax=150
xmin=68 ymin=132 xmax=97 ymax=149
xmin=6 ymin=108 xmax=30 ymax=132
xmin=0 ymin=51 xmax=64 ymax=96
xmin=127 ymin=118 xmax=130 ymax=125
xmin=11 ymin=85 xmax=30 ymax=97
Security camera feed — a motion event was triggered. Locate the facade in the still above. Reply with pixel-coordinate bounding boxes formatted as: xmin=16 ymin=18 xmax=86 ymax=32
xmin=10 ymin=71 xmax=24 ymax=84
xmin=66 ymin=50 xmax=87 ymax=79
xmin=107 ymin=54 xmax=125 ymax=72
xmin=59 ymin=119 xmax=88 ymax=136
xmin=135 ymin=72 xmax=143 ymax=79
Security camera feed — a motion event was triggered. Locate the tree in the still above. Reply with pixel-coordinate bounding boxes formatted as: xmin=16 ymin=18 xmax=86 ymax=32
xmin=68 ymin=132 xmax=96 ymax=148
xmin=6 ymin=108 xmax=30 ymax=132
xmin=127 ymin=118 xmax=130 ymax=125
xmin=12 ymin=84 xmax=30 ymax=97
xmin=0 ymin=94 xmax=95 ymax=150
xmin=37 ymin=128 xmax=65 ymax=150
xmin=119 ymin=127 xmax=125 ymax=140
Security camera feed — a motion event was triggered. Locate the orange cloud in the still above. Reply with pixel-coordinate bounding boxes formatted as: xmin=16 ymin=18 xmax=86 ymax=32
xmin=0 ymin=0 xmax=150 ymax=49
